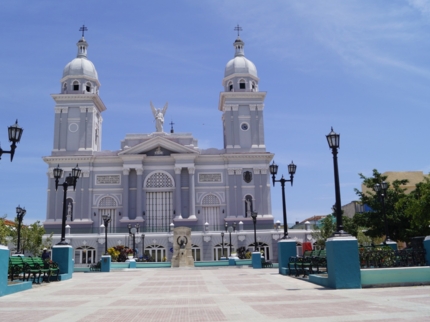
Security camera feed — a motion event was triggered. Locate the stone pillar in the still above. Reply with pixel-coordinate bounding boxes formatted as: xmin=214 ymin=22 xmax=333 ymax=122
xmin=100 ymin=255 xmax=111 ymax=272
xmin=278 ymin=239 xmax=297 ymax=275
xmin=136 ymin=169 xmax=143 ymax=220
xmin=122 ymin=169 xmax=130 ymax=219
xmin=0 ymin=245 xmax=32 ymax=296
xmin=174 ymin=167 xmax=182 ymax=219
xmin=52 ymin=245 xmax=74 ymax=281
xmin=188 ymin=167 xmax=196 ymax=219
xmin=252 ymin=252 xmax=262 ymax=269
xmin=424 ymin=236 xmax=430 ymax=265
xmin=326 ymin=237 xmax=361 ymax=289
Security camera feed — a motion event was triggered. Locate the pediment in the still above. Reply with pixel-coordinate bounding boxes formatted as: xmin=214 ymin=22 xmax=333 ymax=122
xmin=118 ymin=136 xmax=199 ymax=156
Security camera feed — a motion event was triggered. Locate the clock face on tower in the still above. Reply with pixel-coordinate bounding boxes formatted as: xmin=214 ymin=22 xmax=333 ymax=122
xmin=241 ymin=123 xmax=249 ymax=131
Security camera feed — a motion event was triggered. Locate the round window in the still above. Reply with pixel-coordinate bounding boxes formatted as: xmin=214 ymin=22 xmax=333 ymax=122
xmin=241 ymin=123 xmax=249 ymax=131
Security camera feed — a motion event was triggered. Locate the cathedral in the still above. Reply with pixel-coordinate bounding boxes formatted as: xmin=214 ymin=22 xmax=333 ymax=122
xmin=42 ymin=30 xmax=288 ymax=264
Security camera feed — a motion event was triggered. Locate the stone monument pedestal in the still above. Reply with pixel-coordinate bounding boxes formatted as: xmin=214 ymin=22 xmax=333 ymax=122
xmin=171 ymin=227 xmax=194 ymax=268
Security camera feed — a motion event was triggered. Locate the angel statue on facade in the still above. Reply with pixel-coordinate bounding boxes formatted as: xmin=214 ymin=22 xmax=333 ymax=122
xmin=150 ymin=101 xmax=168 ymax=132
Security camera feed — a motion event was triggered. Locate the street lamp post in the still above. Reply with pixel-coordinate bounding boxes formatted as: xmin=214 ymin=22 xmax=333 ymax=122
xmin=101 ymin=213 xmax=111 ymax=255
xmin=227 ymin=226 xmax=233 ymax=256
xmin=221 ymin=232 xmax=225 ymax=259
xmin=53 ymin=164 xmax=81 ymax=245
xmin=374 ymin=182 xmax=390 ymax=243
xmin=128 ymin=224 xmax=140 ymax=258
xmin=251 ymin=211 xmax=258 ymax=251
xmin=269 ymin=160 xmax=297 ymax=239
xmin=141 ymin=234 xmax=145 ymax=258
xmin=326 ymin=127 xmax=347 ymax=236
xmin=0 ymin=120 xmax=23 ymax=162
xmin=15 ymin=205 xmax=26 ymax=254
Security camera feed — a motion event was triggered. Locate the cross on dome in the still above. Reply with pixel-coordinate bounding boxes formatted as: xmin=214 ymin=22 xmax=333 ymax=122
xmin=79 ymin=24 xmax=88 ymax=37
xmin=234 ymin=24 xmax=242 ymax=37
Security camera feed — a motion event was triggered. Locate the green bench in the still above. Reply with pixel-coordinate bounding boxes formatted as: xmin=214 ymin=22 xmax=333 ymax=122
xmin=8 ymin=256 xmax=59 ymax=284
xmin=90 ymin=261 xmax=101 ymax=271
xmin=301 ymin=249 xmax=327 ymax=277
xmin=9 ymin=256 xmax=30 ymax=282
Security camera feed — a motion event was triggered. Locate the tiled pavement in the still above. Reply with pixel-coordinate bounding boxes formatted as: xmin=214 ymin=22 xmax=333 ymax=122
xmin=0 ymin=267 xmax=429 ymax=321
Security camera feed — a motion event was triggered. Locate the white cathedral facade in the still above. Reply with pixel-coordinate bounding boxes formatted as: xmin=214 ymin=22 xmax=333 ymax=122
xmin=42 ymin=32 xmax=292 ymax=264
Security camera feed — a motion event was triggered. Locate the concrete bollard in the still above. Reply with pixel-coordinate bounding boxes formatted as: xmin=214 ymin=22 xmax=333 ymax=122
xmin=277 ymin=239 xmax=296 ymax=275
xmin=52 ymin=245 xmax=74 ymax=281
xmin=326 ymin=237 xmax=361 ymax=289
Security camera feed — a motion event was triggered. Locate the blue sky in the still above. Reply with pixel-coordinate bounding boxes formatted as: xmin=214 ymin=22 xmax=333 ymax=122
xmin=1 ymin=1 xmax=430 ymax=225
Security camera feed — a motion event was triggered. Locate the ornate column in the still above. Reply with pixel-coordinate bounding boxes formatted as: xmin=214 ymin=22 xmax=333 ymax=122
xmin=174 ymin=167 xmax=182 ymax=219
xmin=188 ymin=167 xmax=196 ymax=219
xmin=122 ymin=168 xmax=130 ymax=220
xmin=136 ymin=168 xmax=143 ymax=220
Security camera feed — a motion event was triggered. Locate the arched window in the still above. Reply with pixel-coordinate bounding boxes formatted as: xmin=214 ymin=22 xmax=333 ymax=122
xmin=248 ymin=242 xmax=270 ymax=260
xmin=145 ymin=172 xmax=174 ymax=232
xmin=73 ymin=81 xmax=79 ymax=91
xmin=98 ymin=196 xmax=117 ymax=232
xmin=202 ymin=194 xmax=221 ymax=231
xmin=239 ymin=79 xmax=246 ymax=90
xmin=214 ymin=242 xmax=232 ymax=260
xmin=191 ymin=244 xmax=201 ymax=261
xmin=74 ymin=246 xmax=96 ymax=264
xmin=228 ymin=81 xmax=233 ymax=91
xmin=86 ymin=82 xmax=91 ymax=93
xmin=252 ymin=82 xmax=256 ymax=91
xmin=144 ymin=245 xmax=166 ymax=262
xmin=63 ymin=82 xmax=67 ymax=93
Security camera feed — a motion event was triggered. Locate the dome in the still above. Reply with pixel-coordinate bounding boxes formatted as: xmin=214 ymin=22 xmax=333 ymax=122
xmin=62 ymin=58 xmax=98 ymax=80
xmin=224 ymin=56 xmax=257 ymax=78
xmin=61 ymin=37 xmax=98 ymax=81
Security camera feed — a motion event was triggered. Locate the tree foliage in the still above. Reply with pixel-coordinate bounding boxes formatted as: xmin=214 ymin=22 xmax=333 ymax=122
xmin=353 ymin=169 xmax=430 ymax=242
xmin=402 ymin=176 xmax=430 ymax=237
xmin=312 ymin=215 xmax=336 ymax=247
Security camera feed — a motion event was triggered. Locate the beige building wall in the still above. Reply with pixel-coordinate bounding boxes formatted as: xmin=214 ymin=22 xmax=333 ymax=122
xmin=361 ymin=171 xmax=429 ymax=195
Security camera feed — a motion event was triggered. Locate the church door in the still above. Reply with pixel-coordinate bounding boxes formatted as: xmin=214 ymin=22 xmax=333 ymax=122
xmin=202 ymin=194 xmax=221 ymax=231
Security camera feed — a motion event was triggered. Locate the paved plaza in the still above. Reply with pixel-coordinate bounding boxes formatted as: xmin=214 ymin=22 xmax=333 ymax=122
xmin=0 ymin=267 xmax=429 ymax=321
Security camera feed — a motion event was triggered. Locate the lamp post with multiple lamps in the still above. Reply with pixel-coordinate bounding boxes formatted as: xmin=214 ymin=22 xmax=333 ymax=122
xmin=326 ymin=127 xmax=347 ymax=236
xmin=373 ymin=182 xmax=391 ymax=243
xmin=269 ymin=161 xmax=297 ymax=239
xmin=128 ymin=224 xmax=140 ymax=258
xmin=15 ymin=205 xmax=26 ymax=254
xmin=101 ymin=213 xmax=111 ymax=255
xmin=0 ymin=120 xmax=23 ymax=162
xmin=220 ymin=232 xmax=225 ymax=259
xmin=53 ymin=164 xmax=81 ymax=245
xmin=251 ymin=211 xmax=258 ymax=251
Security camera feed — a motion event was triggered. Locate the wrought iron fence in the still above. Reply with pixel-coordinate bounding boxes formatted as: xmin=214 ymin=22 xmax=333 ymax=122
xmin=359 ymin=246 xmax=427 ymax=269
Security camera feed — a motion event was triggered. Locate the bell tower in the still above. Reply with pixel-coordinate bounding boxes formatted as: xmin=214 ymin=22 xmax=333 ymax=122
xmin=218 ymin=28 xmax=266 ymax=153
xmin=51 ymin=27 xmax=106 ymax=156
